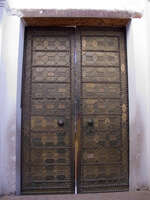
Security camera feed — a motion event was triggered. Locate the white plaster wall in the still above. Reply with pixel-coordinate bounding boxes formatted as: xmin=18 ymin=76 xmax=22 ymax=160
xmin=16 ymin=18 xmax=25 ymax=195
xmin=7 ymin=0 xmax=144 ymax=12
xmin=0 ymin=9 xmax=3 ymax=59
xmin=0 ymin=6 xmax=5 ymax=196
xmin=144 ymin=1 xmax=150 ymax=188
xmin=127 ymin=1 xmax=150 ymax=190
xmin=0 ymin=8 xmax=24 ymax=194
xmin=6 ymin=0 xmax=145 ymax=18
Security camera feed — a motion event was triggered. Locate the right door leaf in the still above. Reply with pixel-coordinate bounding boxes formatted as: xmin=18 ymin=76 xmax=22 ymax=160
xmin=78 ymin=28 xmax=129 ymax=193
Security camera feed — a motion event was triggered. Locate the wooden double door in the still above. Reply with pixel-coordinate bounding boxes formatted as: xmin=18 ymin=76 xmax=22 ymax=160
xmin=21 ymin=27 xmax=129 ymax=194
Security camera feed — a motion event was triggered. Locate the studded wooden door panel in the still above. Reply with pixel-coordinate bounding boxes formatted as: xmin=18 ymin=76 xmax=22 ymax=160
xmin=22 ymin=27 xmax=129 ymax=195
xmin=78 ymin=28 xmax=129 ymax=193
xmin=21 ymin=28 xmax=75 ymax=194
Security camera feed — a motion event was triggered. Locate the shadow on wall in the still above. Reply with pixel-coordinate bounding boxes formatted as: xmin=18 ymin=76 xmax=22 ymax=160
xmin=0 ymin=60 xmax=7 ymax=194
xmin=130 ymin=99 xmax=150 ymax=191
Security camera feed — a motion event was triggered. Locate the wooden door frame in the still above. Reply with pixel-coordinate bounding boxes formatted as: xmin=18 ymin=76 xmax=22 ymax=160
xmin=23 ymin=17 xmax=130 ymax=27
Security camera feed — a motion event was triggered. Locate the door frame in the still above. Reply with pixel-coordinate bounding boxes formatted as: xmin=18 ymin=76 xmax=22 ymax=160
xmin=14 ymin=18 xmax=147 ymax=195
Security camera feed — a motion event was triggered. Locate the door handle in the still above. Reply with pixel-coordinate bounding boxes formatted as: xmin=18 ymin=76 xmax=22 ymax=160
xmin=57 ymin=119 xmax=64 ymax=126
xmin=87 ymin=119 xmax=94 ymax=126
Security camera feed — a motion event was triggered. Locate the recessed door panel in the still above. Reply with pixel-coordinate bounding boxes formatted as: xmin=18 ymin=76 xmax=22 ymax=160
xmin=82 ymin=36 xmax=119 ymax=51
xmin=82 ymin=67 xmax=120 ymax=82
xmin=82 ymin=52 xmax=120 ymax=66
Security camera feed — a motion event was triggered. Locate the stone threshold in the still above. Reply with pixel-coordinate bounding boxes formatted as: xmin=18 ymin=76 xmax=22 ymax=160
xmin=0 ymin=192 xmax=150 ymax=200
